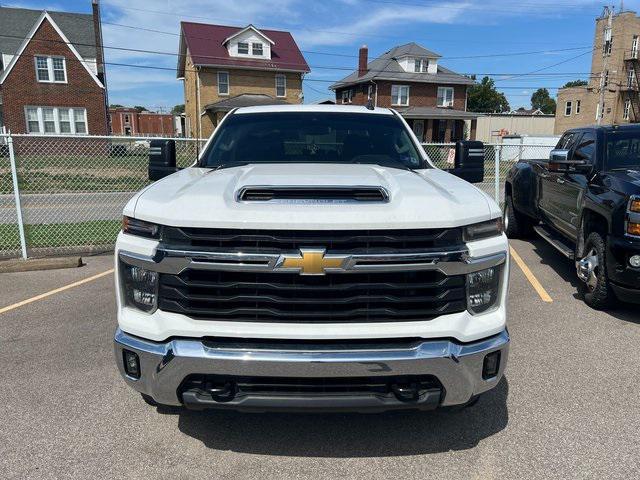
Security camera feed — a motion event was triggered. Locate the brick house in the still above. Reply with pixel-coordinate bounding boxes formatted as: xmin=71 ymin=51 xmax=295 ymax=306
xmin=0 ymin=4 xmax=108 ymax=135
xmin=330 ymin=43 xmax=478 ymax=142
xmin=109 ymin=107 xmax=180 ymax=137
xmin=177 ymin=23 xmax=310 ymax=138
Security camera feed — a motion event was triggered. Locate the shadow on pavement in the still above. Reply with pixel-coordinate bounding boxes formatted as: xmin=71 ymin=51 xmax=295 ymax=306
xmin=171 ymin=377 xmax=509 ymax=457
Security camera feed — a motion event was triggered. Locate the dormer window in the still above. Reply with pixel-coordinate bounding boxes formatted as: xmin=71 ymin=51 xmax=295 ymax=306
xmin=252 ymin=43 xmax=263 ymax=56
xmin=238 ymin=42 xmax=249 ymax=55
xmin=414 ymin=58 xmax=428 ymax=73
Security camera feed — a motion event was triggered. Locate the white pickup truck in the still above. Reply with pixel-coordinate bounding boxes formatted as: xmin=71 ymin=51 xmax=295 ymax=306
xmin=114 ymin=105 xmax=509 ymax=412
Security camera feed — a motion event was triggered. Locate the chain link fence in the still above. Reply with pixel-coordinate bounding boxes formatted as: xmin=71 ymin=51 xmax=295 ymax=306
xmin=0 ymin=133 xmax=556 ymax=260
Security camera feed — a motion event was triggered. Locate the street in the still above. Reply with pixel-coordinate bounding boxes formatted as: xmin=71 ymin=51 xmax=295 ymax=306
xmin=1 ymin=238 xmax=639 ymax=479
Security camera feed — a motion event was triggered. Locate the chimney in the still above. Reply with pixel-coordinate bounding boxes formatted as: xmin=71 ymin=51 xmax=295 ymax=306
xmin=358 ymin=45 xmax=368 ymax=77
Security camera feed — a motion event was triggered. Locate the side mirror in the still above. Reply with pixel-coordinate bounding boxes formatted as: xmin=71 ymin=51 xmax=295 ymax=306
xmin=449 ymin=140 xmax=485 ymax=183
xmin=548 ymin=149 xmax=591 ymax=173
xmin=549 ymin=149 xmax=569 ymax=162
xmin=148 ymin=139 xmax=178 ymax=181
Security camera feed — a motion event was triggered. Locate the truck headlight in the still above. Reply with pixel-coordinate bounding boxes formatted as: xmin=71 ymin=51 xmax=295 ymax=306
xmin=630 ymin=198 xmax=640 ymax=213
xmin=467 ymin=266 xmax=501 ymax=314
xmin=464 ymin=218 xmax=503 ymax=242
xmin=121 ymin=263 xmax=159 ymax=313
xmin=122 ymin=216 xmax=160 ymax=239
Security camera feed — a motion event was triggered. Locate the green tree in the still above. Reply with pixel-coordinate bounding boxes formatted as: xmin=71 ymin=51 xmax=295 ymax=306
xmin=109 ymin=104 xmax=124 ymax=108
xmin=531 ymin=88 xmax=556 ymax=114
xmin=171 ymin=104 xmax=185 ymax=115
xmin=133 ymin=105 xmax=148 ymax=112
xmin=561 ymin=79 xmax=588 ymax=88
xmin=467 ymin=76 xmax=510 ymax=113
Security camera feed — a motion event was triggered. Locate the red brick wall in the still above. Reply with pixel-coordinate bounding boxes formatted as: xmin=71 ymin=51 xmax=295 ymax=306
xmin=109 ymin=109 xmax=176 ymax=136
xmin=1 ymin=17 xmax=108 ymax=135
xmin=336 ymin=81 xmax=467 ymax=110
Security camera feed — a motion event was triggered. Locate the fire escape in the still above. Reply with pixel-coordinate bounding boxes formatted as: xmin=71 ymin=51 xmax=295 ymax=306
xmin=623 ymin=49 xmax=640 ymax=123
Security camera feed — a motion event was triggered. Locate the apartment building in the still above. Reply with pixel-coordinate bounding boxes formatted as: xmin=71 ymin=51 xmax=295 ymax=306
xmin=556 ymin=8 xmax=640 ymax=133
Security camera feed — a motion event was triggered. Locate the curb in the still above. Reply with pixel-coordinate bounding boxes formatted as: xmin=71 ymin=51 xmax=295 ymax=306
xmin=0 ymin=257 xmax=83 ymax=273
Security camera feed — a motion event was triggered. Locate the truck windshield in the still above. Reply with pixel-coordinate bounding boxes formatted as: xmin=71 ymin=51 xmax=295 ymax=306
xmin=200 ymin=112 xmax=425 ymax=170
xmin=606 ymin=131 xmax=640 ymax=170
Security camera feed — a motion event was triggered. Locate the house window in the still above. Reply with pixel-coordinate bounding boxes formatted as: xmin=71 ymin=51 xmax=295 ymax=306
xmin=24 ymin=107 xmax=88 ymax=134
xmin=575 ymin=100 xmax=581 ymax=114
xmin=35 ymin=56 xmax=66 ymax=83
xmin=341 ymin=89 xmax=352 ymax=104
xmin=628 ymin=68 xmax=635 ymax=88
xmin=437 ymin=87 xmax=454 ymax=107
xmin=603 ymin=69 xmax=609 ymax=87
xmin=624 ymin=100 xmax=631 ymax=120
xmin=414 ymin=59 xmax=427 ymax=73
xmin=564 ymin=101 xmax=572 ymax=116
xmin=391 ymin=85 xmax=409 ymax=106
xmin=275 ymin=74 xmax=286 ymax=97
xmin=603 ymin=27 xmax=612 ymax=55
xmin=218 ymin=72 xmax=229 ymax=95
xmin=252 ymin=43 xmax=263 ymax=55
xmin=124 ymin=114 xmax=130 ymax=124
xmin=237 ymin=42 xmax=249 ymax=55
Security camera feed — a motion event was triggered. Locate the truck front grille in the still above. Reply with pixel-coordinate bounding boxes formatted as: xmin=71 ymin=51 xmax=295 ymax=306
xmin=161 ymin=226 xmax=463 ymax=252
xmin=158 ymin=269 xmax=466 ymax=322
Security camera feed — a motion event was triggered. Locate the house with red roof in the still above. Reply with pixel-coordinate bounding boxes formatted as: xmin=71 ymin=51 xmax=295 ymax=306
xmin=177 ymin=23 xmax=310 ymax=138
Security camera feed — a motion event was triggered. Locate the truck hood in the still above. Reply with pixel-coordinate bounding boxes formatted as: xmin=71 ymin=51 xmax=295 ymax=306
xmin=127 ymin=164 xmax=498 ymax=230
xmin=604 ymin=169 xmax=640 ymax=196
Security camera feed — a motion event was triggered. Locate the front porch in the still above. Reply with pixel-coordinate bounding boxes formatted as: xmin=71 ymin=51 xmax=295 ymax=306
xmin=397 ymin=107 xmax=479 ymax=143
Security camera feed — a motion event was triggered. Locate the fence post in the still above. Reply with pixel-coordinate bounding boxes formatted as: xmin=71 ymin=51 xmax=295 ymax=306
xmin=8 ymin=134 xmax=28 ymax=259
xmin=494 ymin=144 xmax=501 ymax=203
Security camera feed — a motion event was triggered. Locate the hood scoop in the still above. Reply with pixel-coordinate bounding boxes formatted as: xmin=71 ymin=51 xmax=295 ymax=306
xmin=237 ymin=186 xmax=390 ymax=203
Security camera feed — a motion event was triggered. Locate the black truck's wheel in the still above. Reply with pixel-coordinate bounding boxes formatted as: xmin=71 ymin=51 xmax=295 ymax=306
xmin=504 ymin=195 xmax=535 ymax=238
xmin=577 ymin=232 xmax=614 ymax=309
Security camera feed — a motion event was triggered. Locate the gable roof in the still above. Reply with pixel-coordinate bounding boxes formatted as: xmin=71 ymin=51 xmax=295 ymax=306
xmin=222 ymin=25 xmax=275 ymax=46
xmin=177 ymin=22 xmax=310 ymax=77
xmin=0 ymin=11 xmax=103 ymax=88
xmin=204 ymin=93 xmax=289 ymax=112
xmin=329 ymin=42 xmax=474 ymax=90
xmin=0 ymin=6 xmax=96 ymax=59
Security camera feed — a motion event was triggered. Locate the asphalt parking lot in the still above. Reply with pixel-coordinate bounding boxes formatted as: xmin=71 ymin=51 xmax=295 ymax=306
xmin=1 ymin=238 xmax=639 ymax=480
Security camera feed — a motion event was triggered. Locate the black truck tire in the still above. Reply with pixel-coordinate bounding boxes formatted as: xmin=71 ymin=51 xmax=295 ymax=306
xmin=578 ymin=232 xmax=614 ymax=309
xmin=504 ymin=195 xmax=535 ymax=238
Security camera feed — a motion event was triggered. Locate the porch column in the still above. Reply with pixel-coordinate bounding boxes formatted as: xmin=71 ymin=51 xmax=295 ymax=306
xmin=444 ymin=120 xmax=453 ymax=142
xmin=425 ymin=119 xmax=433 ymax=142
xmin=470 ymin=119 xmax=477 ymax=141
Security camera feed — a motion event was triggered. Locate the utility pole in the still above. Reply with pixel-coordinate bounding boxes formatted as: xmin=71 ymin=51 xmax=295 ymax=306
xmin=598 ymin=6 xmax=614 ymax=125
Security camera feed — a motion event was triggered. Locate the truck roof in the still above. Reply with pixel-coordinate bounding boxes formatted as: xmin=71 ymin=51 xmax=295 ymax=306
xmin=569 ymin=124 xmax=640 ymax=132
xmin=233 ymin=104 xmax=395 ymax=115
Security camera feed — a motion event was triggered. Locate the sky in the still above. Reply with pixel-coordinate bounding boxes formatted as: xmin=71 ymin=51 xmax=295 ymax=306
xmin=5 ymin=0 xmax=640 ymax=111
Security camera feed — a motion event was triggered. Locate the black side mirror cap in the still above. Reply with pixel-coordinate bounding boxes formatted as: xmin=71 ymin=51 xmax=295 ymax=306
xmin=148 ymin=139 xmax=178 ymax=181
xmin=449 ymin=140 xmax=485 ymax=183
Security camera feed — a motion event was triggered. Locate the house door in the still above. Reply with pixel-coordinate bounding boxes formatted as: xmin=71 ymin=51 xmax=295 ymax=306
xmin=412 ymin=120 xmax=424 ymax=142
xmin=124 ymin=126 xmax=132 ymax=136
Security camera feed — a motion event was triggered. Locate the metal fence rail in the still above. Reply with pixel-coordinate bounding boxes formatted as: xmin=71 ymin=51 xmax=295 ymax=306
xmin=0 ymin=133 xmax=556 ymax=260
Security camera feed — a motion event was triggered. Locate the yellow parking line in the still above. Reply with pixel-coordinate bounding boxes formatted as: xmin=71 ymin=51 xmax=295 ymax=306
xmin=510 ymin=246 xmax=553 ymax=303
xmin=0 ymin=269 xmax=114 ymax=315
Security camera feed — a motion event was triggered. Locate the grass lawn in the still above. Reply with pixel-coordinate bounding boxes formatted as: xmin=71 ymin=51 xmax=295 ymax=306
xmin=0 ymin=220 xmax=120 ymax=251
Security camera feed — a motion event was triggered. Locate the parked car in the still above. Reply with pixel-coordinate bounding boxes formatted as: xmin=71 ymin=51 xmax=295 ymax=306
xmin=113 ymin=105 xmax=510 ymax=412
xmin=504 ymin=124 xmax=640 ymax=309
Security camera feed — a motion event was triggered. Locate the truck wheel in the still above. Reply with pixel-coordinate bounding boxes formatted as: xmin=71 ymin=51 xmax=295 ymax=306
xmin=504 ymin=195 xmax=535 ymax=239
xmin=577 ymin=232 xmax=614 ymax=309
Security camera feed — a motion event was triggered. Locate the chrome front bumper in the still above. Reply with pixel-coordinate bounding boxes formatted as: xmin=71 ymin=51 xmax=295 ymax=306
xmin=114 ymin=328 xmax=509 ymax=411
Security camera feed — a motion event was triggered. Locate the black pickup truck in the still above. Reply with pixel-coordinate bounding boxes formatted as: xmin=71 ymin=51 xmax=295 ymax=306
xmin=504 ymin=124 xmax=640 ymax=308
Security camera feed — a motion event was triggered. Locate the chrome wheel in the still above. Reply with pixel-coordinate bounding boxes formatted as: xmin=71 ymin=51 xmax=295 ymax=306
xmin=577 ymin=248 xmax=599 ymax=291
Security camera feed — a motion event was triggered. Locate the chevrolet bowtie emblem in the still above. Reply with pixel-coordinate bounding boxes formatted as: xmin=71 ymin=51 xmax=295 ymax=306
xmin=278 ymin=248 xmax=348 ymax=275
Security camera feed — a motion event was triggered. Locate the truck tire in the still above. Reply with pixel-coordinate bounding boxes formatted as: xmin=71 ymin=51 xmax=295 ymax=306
xmin=577 ymin=232 xmax=614 ymax=309
xmin=504 ymin=195 xmax=535 ymax=238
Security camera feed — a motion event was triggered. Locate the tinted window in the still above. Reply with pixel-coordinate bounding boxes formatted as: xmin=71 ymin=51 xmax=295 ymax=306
xmin=574 ymin=131 xmax=596 ymax=164
xmin=201 ymin=112 xmax=425 ymax=170
xmin=605 ymin=130 xmax=640 ymax=170
xmin=556 ymin=132 xmax=577 ymax=150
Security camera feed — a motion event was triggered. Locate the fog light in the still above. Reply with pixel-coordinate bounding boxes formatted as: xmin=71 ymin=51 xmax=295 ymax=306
xmin=482 ymin=351 xmax=501 ymax=380
xmin=467 ymin=266 xmax=501 ymax=314
xmin=123 ymin=350 xmax=140 ymax=379
xmin=630 ymin=255 xmax=640 ymax=268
